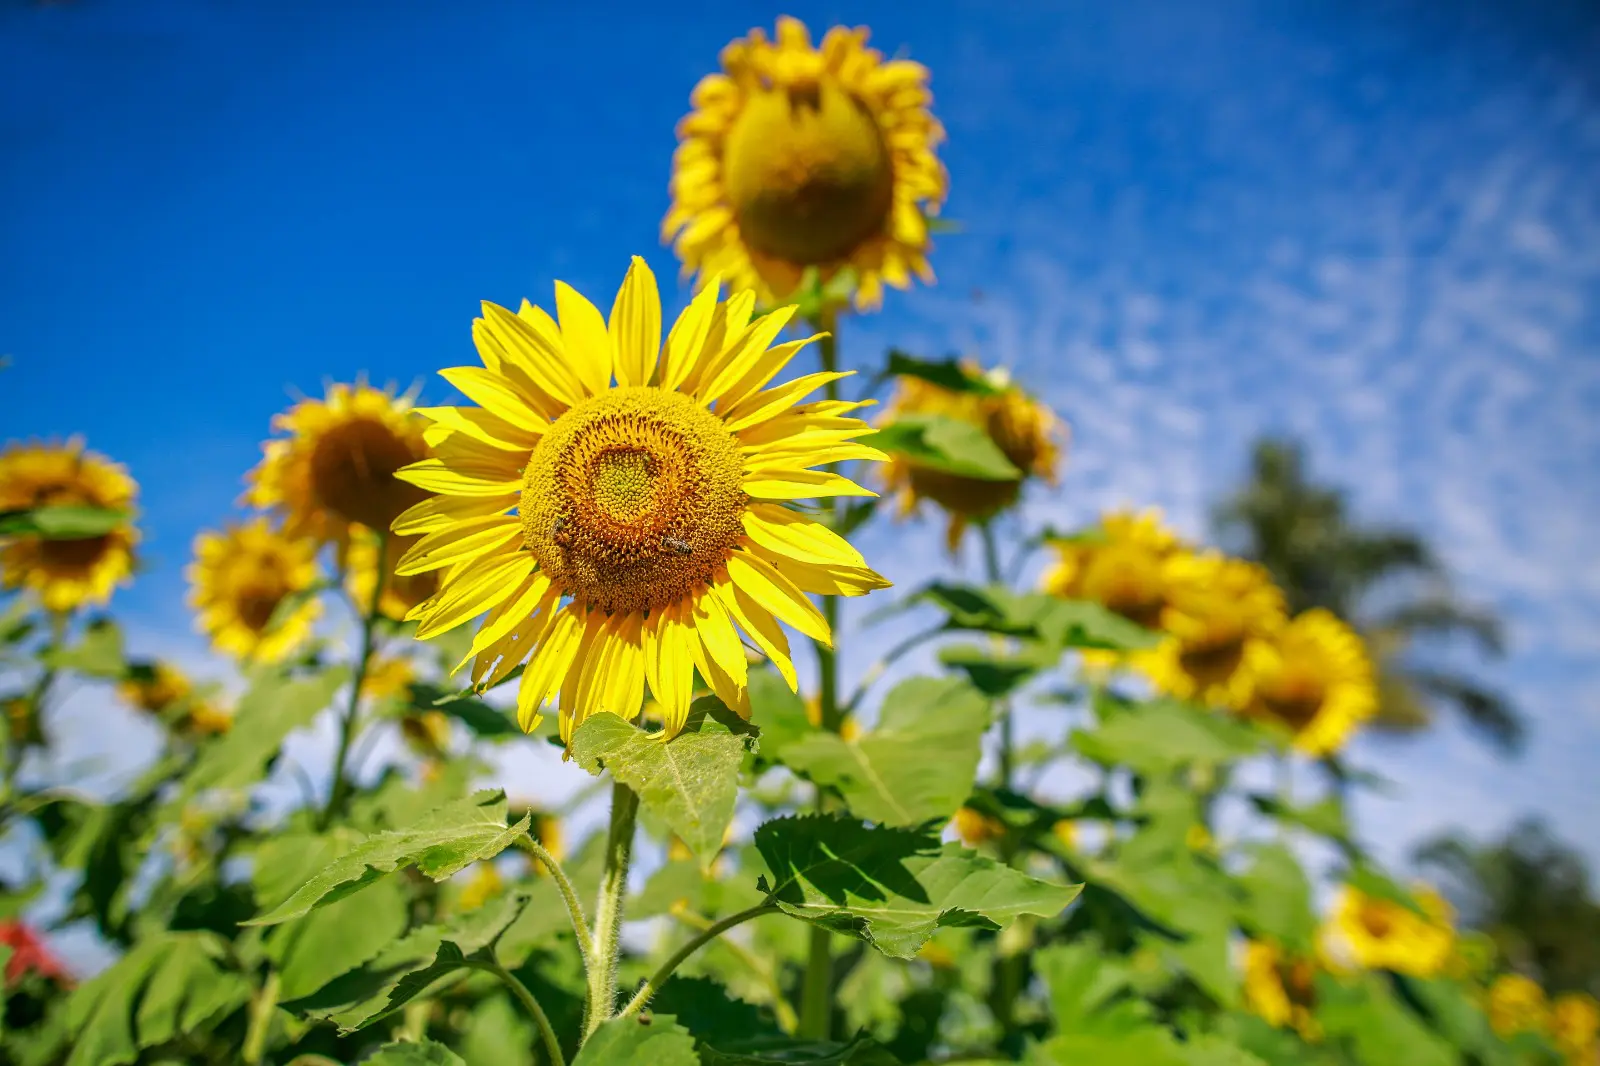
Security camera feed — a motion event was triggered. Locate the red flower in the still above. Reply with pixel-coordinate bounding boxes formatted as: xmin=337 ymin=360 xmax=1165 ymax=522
xmin=0 ymin=920 xmax=69 ymax=985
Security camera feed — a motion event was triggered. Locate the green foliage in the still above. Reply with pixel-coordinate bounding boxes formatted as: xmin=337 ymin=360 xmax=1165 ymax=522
xmin=365 ymin=1041 xmax=469 ymax=1065
xmin=865 ymin=415 xmax=1021 ymax=481
xmin=882 ymin=350 xmax=1005 ymax=396
xmin=39 ymin=617 xmax=124 ymax=677
xmin=0 ymin=505 xmax=129 ymax=539
xmin=572 ymin=1014 xmax=699 ymax=1065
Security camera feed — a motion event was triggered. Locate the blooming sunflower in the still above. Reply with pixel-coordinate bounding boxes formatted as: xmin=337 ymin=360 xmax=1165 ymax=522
xmin=187 ymin=518 xmax=321 ymax=663
xmin=664 ymin=16 xmax=947 ymax=310
xmin=1487 ymin=973 xmax=1549 ymax=1037
xmin=1247 ymin=609 xmax=1377 ymax=756
xmin=344 ymin=528 xmax=440 ymax=622
xmin=1134 ymin=553 xmax=1286 ymax=710
xmin=1043 ymin=509 xmax=1190 ymax=631
xmin=246 ymin=382 xmax=431 ymax=543
xmin=1243 ymin=940 xmax=1322 ymax=1042
xmin=1552 ymin=993 xmax=1600 ymax=1065
xmin=0 ymin=439 xmax=138 ymax=612
xmin=1324 ymin=884 xmax=1455 ymax=978
xmin=882 ymin=363 xmax=1062 ymax=550
xmin=392 ymin=258 xmax=889 ymax=742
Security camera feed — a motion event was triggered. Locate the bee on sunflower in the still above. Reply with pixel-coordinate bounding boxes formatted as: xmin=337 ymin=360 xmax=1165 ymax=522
xmin=0 ymin=438 xmax=138 ymax=612
xmin=1242 ymin=940 xmax=1323 ymax=1042
xmin=391 ymin=257 xmax=889 ymax=743
xmin=187 ymin=518 xmax=321 ymax=663
xmin=1245 ymin=608 xmax=1378 ymax=756
xmin=1322 ymin=883 xmax=1455 ymax=978
xmin=881 ymin=362 xmax=1062 ymax=552
xmin=664 ymin=16 xmax=947 ymax=311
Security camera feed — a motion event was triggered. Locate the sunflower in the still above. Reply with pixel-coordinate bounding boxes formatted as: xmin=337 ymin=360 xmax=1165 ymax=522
xmin=952 ymin=806 xmax=1005 ymax=847
xmin=882 ymin=363 xmax=1062 ymax=550
xmin=246 ymin=382 xmax=431 ymax=543
xmin=1134 ymin=553 xmax=1286 ymax=710
xmin=364 ymin=654 xmax=418 ymax=701
xmin=391 ymin=257 xmax=890 ymax=742
xmin=184 ymin=701 xmax=233 ymax=737
xmin=344 ymin=528 xmax=440 ymax=622
xmin=0 ymin=439 xmax=138 ymax=612
xmin=1487 ymin=973 xmax=1549 ymax=1037
xmin=1243 ymin=940 xmax=1322 ymax=1042
xmin=1247 ymin=609 xmax=1377 ymax=756
xmin=399 ymin=711 xmax=451 ymax=759
xmin=119 ymin=662 xmax=193 ymax=715
xmin=1043 ymin=509 xmax=1190 ymax=630
xmin=1324 ymin=884 xmax=1455 ymax=978
xmin=1552 ymin=993 xmax=1600 ymax=1066
xmin=187 ymin=518 xmax=321 ymax=663
xmin=664 ymin=16 xmax=947 ymax=310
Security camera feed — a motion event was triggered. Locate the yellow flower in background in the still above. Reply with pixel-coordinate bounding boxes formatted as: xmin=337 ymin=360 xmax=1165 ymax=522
xmin=882 ymin=364 xmax=1063 ymax=551
xmin=399 ymin=709 xmax=451 ymax=758
xmin=344 ymin=528 xmax=440 ymax=622
xmin=119 ymin=662 xmax=193 ymax=715
xmin=1043 ymin=509 xmax=1190 ymax=631
xmin=952 ymin=806 xmax=1005 ymax=847
xmin=187 ymin=518 xmax=321 ymax=663
xmin=1248 ymin=609 xmax=1377 ymax=756
xmin=392 ymin=258 xmax=889 ymax=742
xmin=0 ymin=439 xmax=138 ymax=612
xmin=918 ymin=939 xmax=957 ymax=969
xmin=664 ymin=15 xmax=947 ymax=310
xmin=184 ymin=700 xmax=233 ymax=737
xmin=1487 ymin=973 xmax=1549 ymax=1037
xmin=1243 ymin=940 xmax=1322 ymax=1042
xmin=1552 ymin=993 xmax=1600 ymax=1065
xmin=1135 ymin=553 xmax=1285 ymax=710
xmin=246 ymin=382 xmax=431 ymax=543
xmin=1326 ymin=884 xmax=1455 ymax=978
xmin=457 ymin=861 xmax=504 ymax=912
xmin=362 ymin=654 xmax=417 ymax=702
xmin=803 ymin=692 xmax=862 ymax=741
xmin=1050 ymin=819 xmax=1079 ymax=850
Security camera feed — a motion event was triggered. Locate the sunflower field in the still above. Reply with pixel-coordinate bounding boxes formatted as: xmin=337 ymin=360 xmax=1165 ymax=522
xmin=1 ymin=14 xmax=1596 ymax=1066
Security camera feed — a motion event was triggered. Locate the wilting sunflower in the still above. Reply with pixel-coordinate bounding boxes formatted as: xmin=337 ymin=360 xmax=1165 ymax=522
xmin=187 ymin=518 xmax=321 ymax=663
xmin=1243 ymin=940 xmax=1322 ymax=1042
xmin=246 ymin=382 xmax=431 ymax=543
xmin=1487 ymin=973 xmax=1549 ymax=1037
xmin=882 ymin=363 xmax=1062 ymax=550
xmin=344 ymin=528 xmax=440 ymax=622
xmin=0 ymin=439 xmax=138 ymax=612
xmin=1134 ymin=553 xmax=1286 ymax=710
xmin=1552 ymin=993 xmax=1600 ymax=1065
xmin=1324 ymin=884 xmax=1455 ymax=978
xmin=1043 ymin=509 xmax=1190 ymax=631
xmin=392 ymin=258 xmax=889 ymax=742
xmin=664 ymin=16 xmax=947 ymax=310
xmin=1247 ymin=609 xmax=1377 ymax=756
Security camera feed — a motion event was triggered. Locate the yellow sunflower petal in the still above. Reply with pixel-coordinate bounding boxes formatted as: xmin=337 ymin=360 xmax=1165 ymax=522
xmin=609 ymin=256 xmax=662 ymax=388
xmin=722 ymin=371 xmax=854 ymax=432
xmin=742 ymin=503 xmax=867 ymax=567
xmin=644 ymin=604 xmax=697 ymax=737
xmin=726 ymin=550 xmax=830 ymax=645
xmin=555 ymin=282 xmax=615 ymax=395
xmin=517 ymin=603 xmax=586 ymax=731
xmin=396 ymin=459 xmax=521 ymax=498
xmin=394 ymin=515 xmax=521 ymax=576
xmin=742 ymin=469 xmax=877 ymax=501
xmin=439 ymin=366 xmax=550 ymax=434
xmin=480 ymin=301 xmax=585 ymax=409
xmin=715 ymin=578 xmax=797 ymax=691
xmin=393 ymin=493 xmax=510 ymax=536
xmin=659 ymin=274 xmax=722 ymax=392
xmin=414 ymin=547 xmax=533 ymax=640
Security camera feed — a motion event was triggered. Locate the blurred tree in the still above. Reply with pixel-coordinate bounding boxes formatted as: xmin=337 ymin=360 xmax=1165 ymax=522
xmin=1416 ymin=818 xmax=1600 ymax=995
xmin=1213 ymin=436 xmax=1523 ymax=750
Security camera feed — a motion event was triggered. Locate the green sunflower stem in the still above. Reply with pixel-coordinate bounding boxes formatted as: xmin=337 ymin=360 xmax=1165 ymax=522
xmin=585 ymin=779 xmax=639 ymax=1038
xmin=979 ymin=522 xmax=1016 ymax=796
xmin=319 ymin=532 xmax=387 ymax=831
xmin=473 ymin=956 xmax=566 ymax=1066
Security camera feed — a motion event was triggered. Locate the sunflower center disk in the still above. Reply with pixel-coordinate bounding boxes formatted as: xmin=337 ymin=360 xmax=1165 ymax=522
xmin=1257 ymin=658 xmax=1329 ymax=728
xmin=722 ymin=80 xmax=895 ymax=265
xmin=308 ymin=416 xmax=426 ymax=530
xmin=1081 ymin=547 xmax=1167 ymax=629
xmin=520 ymin=387 xmax=748 ymax=615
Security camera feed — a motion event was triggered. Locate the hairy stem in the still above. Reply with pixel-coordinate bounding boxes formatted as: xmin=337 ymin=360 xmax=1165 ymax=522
xmin=618 ymin=904 xmax=778 ymax=1021
xmin=515 ymin=831 xmax=594 ymax=973
xmin=474 ymin=957 xmax=566 ymax=1066
xmin=241 ymin=969 xmax=280 ymax=1064
xmin=585 ymin=780 xmax=639 ymax=1037
xmin=319 ymin=533 xmax=387 ymax=830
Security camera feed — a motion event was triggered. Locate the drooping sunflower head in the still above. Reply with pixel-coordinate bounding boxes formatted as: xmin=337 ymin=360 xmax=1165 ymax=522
xmin=1248 ymin=609 xmax=1377 ymax=756
xmin=1326 ymin=884 xmax=1455 ymax=978
xmin=1487 ymin=973 xmax=1549 ymax=1037
xmin=1134 ymin=553 xmax=1286 ymax=710
xmin=344 ymin=529 xmax=440 ymax=623
xmin=882 ymin=364 xmax=1063 ymax=549
xmin=0 ymin=438 xmax=139 ymax=612
xmin=1043 ymin=508 xmax=1189 ymax=630
xmin=665 ymin=16 xmax=947 ymax=310
xmin=1243 ymin=940 xmax=1322 ymax=1042
xmin=187 ymin=518 xmax=321 ymax=663
xmin=246 ymin=382 xmax=431 ymax=543
xmin=393 ymin=257 xmax=889 ymax=744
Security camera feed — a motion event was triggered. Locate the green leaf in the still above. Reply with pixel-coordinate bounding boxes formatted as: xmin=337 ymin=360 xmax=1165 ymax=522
xmin=176 ymin=666 xmax=349 ymax=802
xmin=939 ymin=642 xmax=1055 ymax=698
xmin=864 ymin=415 xmax=1020 ymax=481
xmin=647 ymin=976 xmax=784 ymax=1050
xmin=245 ymin=790 xmax=528 ymax=926
xmin=572 ymin=1013 xmax=699 ymax=1066
xmin=747 ymin=666 xmax=813 ymax=766
xmin=701 ymin=1037 xmax=903 ymax=1064
xmin=281 ymin=891 xmax=529 ymax=1032
xmin=0 ymin=504 xmax=129 ymax=539
xmin=779 ymin=677 xmax=990 ymax=826
xmin=1015 ymin=596 xmax=1161 ymax=651
xmin=1073 ymin=699 xmax=1262 ymax=773
xmin=1247 ymin=795 xmax=1356 ymax=849
xmin=1235 ymin=844 xmax=1316 ymax=953
xmin=460 ymin=993 xmax=536 ymax=1066
xmin=62 ymin=932 xmax=250 ymax=1066
xmin=364 ymin=1041 xmax=468 ymax=1066
xmin=754 ymin=814 xmax=1081 ymax=958
xmin=1316 ymin=973 xmax=1456 ymax=1066
xmin=1035 ymin=941 xmax=1143 ymax=1033
xmin=410 ymin=681 xmax=520 ymax=737
xmin=41 ymin=618 xmax=124 ymax=678
xmin=570 ymin=701 xmax=758 ymax=864
xmin=882 ymin=350 xmax=1001 ymax=395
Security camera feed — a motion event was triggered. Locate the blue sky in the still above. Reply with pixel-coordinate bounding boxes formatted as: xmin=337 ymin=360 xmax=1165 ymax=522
xmin=3 ymin=0 xmax=1598 ymax=875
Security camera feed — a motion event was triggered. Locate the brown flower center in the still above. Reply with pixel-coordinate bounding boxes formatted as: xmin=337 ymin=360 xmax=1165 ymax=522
xmin=309 ymin=416 xmax=427 ymax=531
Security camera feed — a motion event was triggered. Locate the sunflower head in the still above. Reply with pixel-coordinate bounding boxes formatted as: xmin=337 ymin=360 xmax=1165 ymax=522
xmin=1326 ymin=884 xmax=1455 ymax=978
xmin=392 ymin=257 xmax=888 ymax=745
xmin=399 ymin=709 xmax=452 ymax=758
xmin=882 ymin=364 xmax=1062 ymax=549
xmin=0 ymin=439 xmax=138 ymax=612
xmin=1243 ymin=940 xmax=1322 ymax=1042
xmin=119 ymin=662 xmax=193 ymax=716
xmin=187 ymin=518 xmax=321 ymax=663
xmin=952 ymin=806 xmax=1005 ymax=847
xmin=1134 ymin=553 xmax=1286 ymax=710
xmin=344 ymin=529 xmax=441 ymax=623
xmin=183 ymin=701 xmax=234 ymax=738
xmin=1248 ymin=609 xmax=1377 ymax=755
xmin=364 ymin=654 xmax=418 ymax=702
xmin=1043 ymin=509 xmax=1188 ymax=630
xmin=246 ymin=382 xmax=431 ymax=543
xmin=1487 ymin=973 xmax=1549 ymax=1037
xmin=665 ymin=16 xmax=947 ymax=310
xmin=1552 ymin=993 xmax=1600 ymax=1063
